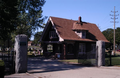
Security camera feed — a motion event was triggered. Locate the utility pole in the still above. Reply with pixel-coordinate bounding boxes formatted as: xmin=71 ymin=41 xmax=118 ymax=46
xmin=110 ymin=6 xmax=119 ymax=55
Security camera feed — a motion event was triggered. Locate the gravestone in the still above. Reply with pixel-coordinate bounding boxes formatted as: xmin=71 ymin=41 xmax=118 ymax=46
xmin=14 ymin=34 xmax=28 ymax=73
xmin=96 ymin=40 xmax=105 ymax=67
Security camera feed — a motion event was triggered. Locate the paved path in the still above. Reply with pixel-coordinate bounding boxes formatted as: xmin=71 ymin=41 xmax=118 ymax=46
xmin=5 ymin=57 xmax=120 ymax=78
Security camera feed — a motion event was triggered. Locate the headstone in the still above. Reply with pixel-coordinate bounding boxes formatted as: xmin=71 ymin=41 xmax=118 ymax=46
xmin=14 ymin=34 xmax=27 ymax=73
xmin=96 ymin=40 xmax=105 ymax=67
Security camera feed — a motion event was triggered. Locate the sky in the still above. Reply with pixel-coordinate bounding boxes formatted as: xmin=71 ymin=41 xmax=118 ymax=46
xmin=31 ymin=0 xmax=120 ymax=40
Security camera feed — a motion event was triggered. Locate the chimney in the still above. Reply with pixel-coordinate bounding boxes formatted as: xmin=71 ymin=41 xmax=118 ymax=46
xmin=78 ymin=16 xmax=82 ymax=23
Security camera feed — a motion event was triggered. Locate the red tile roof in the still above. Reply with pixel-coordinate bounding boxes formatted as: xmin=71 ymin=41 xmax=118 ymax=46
xmin=50 ymin=16 xmax=109 ymax=42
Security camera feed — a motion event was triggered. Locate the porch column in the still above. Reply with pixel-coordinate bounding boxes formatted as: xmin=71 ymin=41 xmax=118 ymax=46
xmin=63 ymin=44 xmax=66 ymax=59
xmin=43 ymin=43 xmax=47 ymax=55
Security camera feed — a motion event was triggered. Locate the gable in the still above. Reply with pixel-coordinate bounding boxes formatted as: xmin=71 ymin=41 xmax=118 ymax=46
xmin=41 ymin=19 xmax=60 ymax=41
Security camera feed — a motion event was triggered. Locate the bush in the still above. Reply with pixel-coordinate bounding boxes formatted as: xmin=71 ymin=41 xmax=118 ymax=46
xmin=0 ymin=60 xmax=5 ymax=78
xmin=0 ymin=60 xmax=4 ymax=66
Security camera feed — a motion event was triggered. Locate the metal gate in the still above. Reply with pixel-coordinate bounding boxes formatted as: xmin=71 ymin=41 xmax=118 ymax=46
xmin=78 ymin=49 xmax=97 ymax=66
xmin=0 ymin=48 xmax=15 ymax=74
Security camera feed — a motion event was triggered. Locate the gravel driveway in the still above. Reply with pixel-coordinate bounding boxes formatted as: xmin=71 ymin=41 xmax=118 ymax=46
xmin=27 ymin=57 xmax=120 ymax=78
xmin=27 ymin=57 xmax=83 ymax=73
xmin=5 ymin=57 xmax=120 ymax=78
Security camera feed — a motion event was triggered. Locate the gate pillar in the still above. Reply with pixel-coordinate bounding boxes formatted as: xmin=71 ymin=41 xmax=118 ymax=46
xmin=14 ymin=34 xmax=28 ymax=73
xmin=96 ymin=40 xmax=105 ymax=67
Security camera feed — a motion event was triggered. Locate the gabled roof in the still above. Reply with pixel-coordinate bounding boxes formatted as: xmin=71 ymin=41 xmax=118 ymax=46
xmin=41 ymin=16 xmax=109 ymax=42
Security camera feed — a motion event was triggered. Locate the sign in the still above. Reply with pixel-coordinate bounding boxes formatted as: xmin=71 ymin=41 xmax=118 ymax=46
xmin=20 ymin=42 xmax=26 ymax=46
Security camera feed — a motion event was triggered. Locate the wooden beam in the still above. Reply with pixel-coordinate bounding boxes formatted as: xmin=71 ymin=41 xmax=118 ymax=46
xmin=63 ymin=44 xmax=66 ymax=59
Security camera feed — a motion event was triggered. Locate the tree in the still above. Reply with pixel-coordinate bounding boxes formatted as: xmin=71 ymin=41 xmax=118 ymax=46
xmin=0 ymin=0 xmax=18 ymax=40
xmin=33 ymin=31 xmax=43 ymax=45
xmin=102 ymin=28 xmax=113 ymax=43
xmin=0 ymin=0 xmax=18 ymax=49
xmin=102 ymin=27 xmax=120 ymax=49
xmin=14 ymin=0 xmax=46 ymax=40
xmin=115 ymin=27 xmax=120 ymax=46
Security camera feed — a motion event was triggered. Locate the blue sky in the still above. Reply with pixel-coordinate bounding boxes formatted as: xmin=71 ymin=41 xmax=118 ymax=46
xmin=31 ymin=0 xmax=120 ymax=40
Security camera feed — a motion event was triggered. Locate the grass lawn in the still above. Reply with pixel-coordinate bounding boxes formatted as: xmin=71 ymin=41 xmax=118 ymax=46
xmin=27 ymin=51 xmax=43 ymax=57
xmin=60 ymin=57 xmax=120 ymax=66
xmin=105 ymin=57 xmax=120 ymax=66
xmin=0 ymin=60 xmax=4 ymax=66
xmin=60 ymin=59 xmax=78 ymax=63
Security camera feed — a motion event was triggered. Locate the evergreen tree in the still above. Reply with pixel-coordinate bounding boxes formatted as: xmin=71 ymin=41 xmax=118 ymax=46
xmin=15 ymin=0 xmax=46 ymax=39
xmin=33 ymin=31 xmax=43 ymax=45
xmin=0 ymin=0 xmax=18 ymax=40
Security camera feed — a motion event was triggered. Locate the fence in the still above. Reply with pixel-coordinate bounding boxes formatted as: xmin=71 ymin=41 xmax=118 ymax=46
xmin=78 ymin=50 xmax=120 ymax=66
xmin=105 ymin=51 xmax=120 ymax=66
xmin=0 ymin=49 xmax=15 ymax=74
xmin=78 ymin=48 xmax=97 ymax=66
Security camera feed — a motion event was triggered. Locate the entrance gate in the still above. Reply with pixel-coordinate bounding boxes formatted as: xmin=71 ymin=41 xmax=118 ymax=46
xmin=78 ymin=41 xmax=105 ymax=66
xmin=0 ymin=48 xmax=15 ymax=74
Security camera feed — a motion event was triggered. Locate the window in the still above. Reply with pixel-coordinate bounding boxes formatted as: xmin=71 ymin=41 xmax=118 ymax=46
xmin=82 ymin=31 xmax=86 ymax=38
xmin=75 ymin=30 xmax=86 ymax=38
xmin=78 ymin=43 xmax=86 ymax=54
xmin=49 ymin=31 xmax=57 ymax=38
xmin=47 ymin=44 xmax=53 ymax=52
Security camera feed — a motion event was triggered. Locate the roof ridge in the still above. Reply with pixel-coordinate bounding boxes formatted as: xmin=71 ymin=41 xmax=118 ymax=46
xmin=50 ymin=16 xmax=76 ymax=21
xmin=50 ymin=16 xmax=97 ymax=25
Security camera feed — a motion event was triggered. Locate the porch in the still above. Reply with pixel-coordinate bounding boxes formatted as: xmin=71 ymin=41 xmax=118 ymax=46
xmin=42 ymin=41 xmax=76 ymax=59
xmin=42 ymin=41 xmax=96 ymax=59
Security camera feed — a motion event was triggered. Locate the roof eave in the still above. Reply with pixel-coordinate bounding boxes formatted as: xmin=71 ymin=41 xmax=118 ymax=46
xmin=40 ymin=18 xmax=51 ymax=42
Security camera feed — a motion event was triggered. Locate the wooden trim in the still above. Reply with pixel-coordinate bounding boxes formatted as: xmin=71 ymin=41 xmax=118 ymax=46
xmin=41 ymin=41 xmax=62 ymax=44
xmin=64 ymin=39 xmax=96 ymax=42
xmin=50 ymin=17 xmax=64 ymax=42
xmin=63 ymin=44 xmax=66 ymax=59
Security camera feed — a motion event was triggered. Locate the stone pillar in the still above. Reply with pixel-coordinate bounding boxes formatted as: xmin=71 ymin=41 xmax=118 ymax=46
xmin=14 ymin=34 xmax=27 ymax=73
xmin=96 ymin=40 xmax=105 ymax=67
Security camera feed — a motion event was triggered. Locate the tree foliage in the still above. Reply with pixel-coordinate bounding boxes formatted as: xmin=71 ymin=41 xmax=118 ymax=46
xmin=0 ymin=0 xmax=46 ymax=47
xmin=0 ymin=0 xmax=18 ymax=40
xmin=115 ymin=27 xmax=120 ymax=45
xmin=33 ymin=31 xmax=43 ymax=45
xmin=102 ymin=27 xmax=120 ymax=48
xmin=102 ymin=28 xmax=113 ymax=43
xmin=15 ymin=0 xmax=46 ymax=39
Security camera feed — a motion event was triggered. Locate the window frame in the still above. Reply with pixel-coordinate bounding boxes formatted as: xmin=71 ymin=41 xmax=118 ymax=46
xmin=47 ymin=44 xmax=53 ymax=52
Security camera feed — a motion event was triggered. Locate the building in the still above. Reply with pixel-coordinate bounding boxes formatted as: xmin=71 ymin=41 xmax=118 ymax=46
xmin=40 ymin=16 xmax=109 ymax=59
xmin=28 ymin=41 xmax=33 ymax=47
